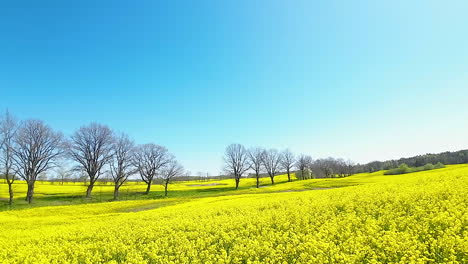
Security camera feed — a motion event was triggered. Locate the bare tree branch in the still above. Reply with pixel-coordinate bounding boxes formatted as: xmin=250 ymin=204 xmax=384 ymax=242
xmin=160 ymin=158 xmax=184 ymax=196
xmin=109 ymin=133 xmax=136 ymax=200
xmin=295 ymin=154 xmax=313 ymax=180
xmin=11 ymin=119 xmax=64 ymax=203
xmin=280 ymin=149 xmax=295 ymax=182
xmin=68 ymin=123 xmax=114 ymax=198
xmin=223 ymin=144 xmax=249 ymax=189
xmin=248 ymin=147 xmax=264 ymax=188
xmin=262 ymin=148 xmax=281 ymax=184
xmin=0 ymin=110 xmax=18 ymax=205
xmin=133 ymin=143 xmax=171 ymax=195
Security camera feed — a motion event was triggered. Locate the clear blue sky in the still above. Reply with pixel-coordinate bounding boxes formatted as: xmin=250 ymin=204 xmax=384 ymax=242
xmin=1 ymin=0 xmax=468 ymax=175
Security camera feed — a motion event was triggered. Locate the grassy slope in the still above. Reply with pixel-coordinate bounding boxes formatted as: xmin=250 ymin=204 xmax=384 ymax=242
xmin=0 ymin=170 xmax=366 ymax=210
xmin=0 ymin=174 xmax=289 ymax=209
xmin=0 ymin=165 xmax=461 ymax=211
xmin=0 ymin=165 xmax=455 ymax=211
xmin=0 ymin=165 xmax=466 ymax=263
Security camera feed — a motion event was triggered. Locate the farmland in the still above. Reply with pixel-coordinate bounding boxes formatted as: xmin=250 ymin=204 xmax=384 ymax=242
xmin=2 ymin=1 xmax=468 ymax=263
xmin=0 ymin=165 xmax=466 ymax=263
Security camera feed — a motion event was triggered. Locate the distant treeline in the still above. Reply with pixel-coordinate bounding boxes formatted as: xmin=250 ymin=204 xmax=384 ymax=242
xmin=355 ymin=150 xmax=468 ymax=173
xmin=384 ymin=162 xmax=445 ymax=175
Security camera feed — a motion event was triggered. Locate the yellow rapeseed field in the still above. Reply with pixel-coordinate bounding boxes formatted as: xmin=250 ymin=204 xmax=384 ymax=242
xmin=0 ymin=166 xmax=467 ymax=263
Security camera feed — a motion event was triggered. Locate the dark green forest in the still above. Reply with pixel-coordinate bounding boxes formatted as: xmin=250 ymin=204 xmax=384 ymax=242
xmin=355 ymin=150 xmax=468 ymax=173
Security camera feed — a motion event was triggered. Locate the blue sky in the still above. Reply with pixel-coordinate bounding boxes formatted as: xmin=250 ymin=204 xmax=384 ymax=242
xmin=1 ymin=0 xmax=468 ymax=175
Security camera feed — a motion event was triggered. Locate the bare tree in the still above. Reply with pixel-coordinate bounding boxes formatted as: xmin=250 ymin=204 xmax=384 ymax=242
xmin=335 ymin=158 xmax=347 ymax=177
xmin=11 ymin=120 xmax=63 ymax=203
xmin=77 ymin=171 xmax=87 ymax=185
xmin=280 ymin=149 xmax=295 ymax=182
xmin=248 ymin=147 xmax=264 ymax=188
xmin=133 ymin=143 xmax=170 ymax=194
xmin=262 ymin=148 xmax=281 ymax=184
xmin=314 ymin=158 xmax=336 ymax=178
xmin=109 ymin=134 xmax=136 ymax=200
xmin=295 ymin=154 xmax=312 ymax=180
xmin=68 ymin=123 xmax=114 ymax=198
xmin=37 ymin=172 xmax=48 ymax=181
xmin=197 ymin=171 xmax=204 ymax=182
xmin=310 ymin=157 xmax=354 ymax=178
xmin=54 ymin=162 xmax=72 ymax=185
xmin=0 ymin=110 xmax=18 ymax=205
xmin=223 ymin=144 xmax=249 ymax=189
xmin=160 ymin=159 xmax=184 ymax=196
xmin=345 ymin=160 xmax=355 ymax=176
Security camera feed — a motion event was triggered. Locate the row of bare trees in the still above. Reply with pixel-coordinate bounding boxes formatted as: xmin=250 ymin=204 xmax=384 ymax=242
xmin=223 ymin=144 xmax=355 ymax=189
xmin=310 ymin=158 xmax=354 ymax=178
xmin=0 ymin=112 xmax=64 ymax=204
xmin=224 ymin=144 xmax=300 ymax=189
xmin=0 ymin=111 xmax=184 ymax=204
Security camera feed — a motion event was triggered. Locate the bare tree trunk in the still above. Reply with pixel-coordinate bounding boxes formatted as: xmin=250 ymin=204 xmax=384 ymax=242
xmin=86 ymin=182 xmax=95 ymax=198
xmin=113 ymin=185 xmax=120 ymax=200
xmin=164 ymin=183 xmax=168 ymax=196
xmin=225 ymin=144 xmax=249 ymax=190
xmin=270 ymin=176 xmax=275 ymax=184
xmin=26 ymin=181 xmax=35 ymax=204
xmin=145 ymin=182 xmax=152 ymax=195
xmin=256 ymin=173 xmax=259 ymax=188
xmin=287 ymin=169 xmax=291 ymax=182
xmin=7 ymin=182 xmax=13 ymax=205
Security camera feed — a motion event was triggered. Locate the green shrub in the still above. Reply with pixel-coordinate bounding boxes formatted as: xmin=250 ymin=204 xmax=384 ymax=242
xmin=384 ymin=162 xmax=445 ymax=175
xmin=423 ymin=163 xmax=434 ymax=170
xmin=385 ymin=164 xmax=410 ymax=175
xmin=434 ymin=162 xmax=446 ymax=169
